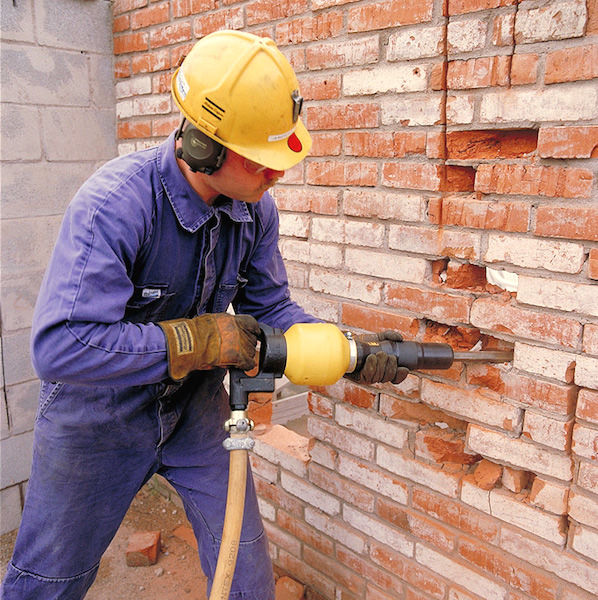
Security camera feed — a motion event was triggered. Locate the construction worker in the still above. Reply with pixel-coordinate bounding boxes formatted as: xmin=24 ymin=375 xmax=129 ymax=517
xmin=1 ymin=30 xmax=408 ymax=599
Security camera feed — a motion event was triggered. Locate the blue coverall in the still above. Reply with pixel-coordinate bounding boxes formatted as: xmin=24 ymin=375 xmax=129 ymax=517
xmin=2 ymin=131 xmax=316 ymax=599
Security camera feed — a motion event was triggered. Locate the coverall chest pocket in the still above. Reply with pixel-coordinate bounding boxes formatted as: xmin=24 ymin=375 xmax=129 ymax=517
xmin=125 ymin=284 xmax=176 ymax=323
xmin=211 ymin=274 xmax=248 ymax=313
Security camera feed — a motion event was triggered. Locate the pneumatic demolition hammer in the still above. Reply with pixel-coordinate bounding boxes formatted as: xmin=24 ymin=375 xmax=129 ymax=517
xmin=228 ymin=322 xmax=513 ymax=412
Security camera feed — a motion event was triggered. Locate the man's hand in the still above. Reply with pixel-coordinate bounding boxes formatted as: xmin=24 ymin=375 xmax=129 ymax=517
xmin=346 ymin=330 xmax=409 ymax=385
xmin=159 ymin=313 xmax=260 ymax=381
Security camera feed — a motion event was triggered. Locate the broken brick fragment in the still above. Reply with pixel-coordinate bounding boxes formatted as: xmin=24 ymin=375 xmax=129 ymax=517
xmin=173 ymin=525 xmax=198 ymax=550
xmin=275 ymin=575 xmax=305 ymax=600
xmin=126 ymin=530 xmax=161 ymax=567
xmin=473 ymin=459 xmax=503 ymax=491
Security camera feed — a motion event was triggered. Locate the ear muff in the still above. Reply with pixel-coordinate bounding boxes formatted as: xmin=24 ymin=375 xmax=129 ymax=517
xmin=175 ymin=119 xmax=226 ymax=175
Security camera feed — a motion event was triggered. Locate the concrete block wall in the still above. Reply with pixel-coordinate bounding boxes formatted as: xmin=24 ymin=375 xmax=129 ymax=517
xmin=0 ymin=0 xmax=117 ymax=534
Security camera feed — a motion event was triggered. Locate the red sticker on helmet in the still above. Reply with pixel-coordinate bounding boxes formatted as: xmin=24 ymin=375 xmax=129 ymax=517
xmin=287 ymin=133 xmax=302 ymax=153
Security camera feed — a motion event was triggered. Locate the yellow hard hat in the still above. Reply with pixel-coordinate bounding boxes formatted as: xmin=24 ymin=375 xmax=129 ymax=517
xmin=172 ymin=30 xmax=311 ymax=171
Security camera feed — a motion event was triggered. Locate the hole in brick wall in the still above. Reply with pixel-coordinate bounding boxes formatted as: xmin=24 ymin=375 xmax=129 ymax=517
xmin=423 ymin=321 xmax=482 ymax=350
xmin=432 ymin=259 xmax=487 ymax=291
xmin=446 ymin=128 xmax=538 ymax=160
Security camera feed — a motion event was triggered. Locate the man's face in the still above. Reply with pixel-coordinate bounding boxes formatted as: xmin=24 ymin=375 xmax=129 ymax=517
xmin=204 ymin=150 xmax=285 ymax=204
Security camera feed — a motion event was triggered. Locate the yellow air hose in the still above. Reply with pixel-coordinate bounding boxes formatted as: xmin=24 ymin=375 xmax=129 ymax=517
xmin=209 ymin=436 xmax=248 ymax=600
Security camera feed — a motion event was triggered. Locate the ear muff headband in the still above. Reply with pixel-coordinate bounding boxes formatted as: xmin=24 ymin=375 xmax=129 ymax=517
xmin=175 ymin=119 xmax=227 ymax=175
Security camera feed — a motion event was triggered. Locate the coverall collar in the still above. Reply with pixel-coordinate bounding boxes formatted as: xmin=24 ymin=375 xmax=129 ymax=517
xmin=158 ymin=132 xmax=252 ymax=233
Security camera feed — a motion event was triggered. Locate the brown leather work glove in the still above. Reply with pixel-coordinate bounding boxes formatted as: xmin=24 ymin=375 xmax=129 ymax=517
xmin=346 ymin=330 xmax=409 ymax=385
xmin=158 ymin=313 xmax=260 ymax=381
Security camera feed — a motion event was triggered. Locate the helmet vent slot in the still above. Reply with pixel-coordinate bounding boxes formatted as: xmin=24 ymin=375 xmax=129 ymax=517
xmin=203 ymin=97 xmax=225 ymax=121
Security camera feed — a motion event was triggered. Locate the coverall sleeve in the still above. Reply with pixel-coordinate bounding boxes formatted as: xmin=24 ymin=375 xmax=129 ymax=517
xmin=234 ymin=193 xmax=320 ymax=332
xmin=31 ymin=173 xmax=169 ymax=387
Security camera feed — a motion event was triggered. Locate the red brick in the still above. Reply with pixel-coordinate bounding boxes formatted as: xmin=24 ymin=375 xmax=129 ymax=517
xmin=590 ymin=249 xmax=598 ymax=280
xmin=306 ymin=103 xmax=379 ymax=130
xmin=132 ymin=49 xmax=170 ymax=74
xmin=446 ymin=129 xmax=537 ymax=159
xmin=309 ymin=463 xmax=375 ymax=512
xmin=430 ymin=62 xmax=447 ymax=91
xmin=172 ymin=0 xmax=217 ymax=18
xmin=173 ymin=525 xmax=198 ymax=549
xmin=385 ymin=283 xmax=471 ymax=324
xmin=130 ymin=2 xmax=169 ymax=29
xmin=345 ymin=132 xmax=394 ymax=157
xmin=275 ymin=12 xmax=344 ymax=45
xmin=277 ymin=510 xmax=334 ymax=557
xmin=254 ymin=477 xmax=304 ymax=518
xmin=534 ymin=204 xmax=598 ymax=242
xmin=466 ymin=364 xmax=578 ymax=415
xmin=416 ymin=427 xmax=480 ymax=465
xmin=341 ymin=303 xmax=419 ymax=338
xmin=426 ymin=131 xmax=446 ymax=159
xmin=299 ymin=74 xmax=341 ymax=101
xmin=493 ymin=13 xmax=515 ymax=46
xmin=342 ymin=381 xmax=376 ymax=410
xmin=304 ymin=546 xmax=365 ymax=595
xmin=422 ymin=321 xmax=482 ymax=351
xmin=307 ymin=161 xmax=378 ymax=187
xmin=577 ymin=388 xmax=598 ymax=424
xmin=511 ymin=53 xmax=539 ymax=85
xmin=448 ymin=0 xmax=516 ymax=15
xmin=114 ymin=58 xmax=131 ymax=79
xmin=376 ymin=497 xmax=455 ymax=552
xmin=113 ymin=0 xmax=148 ymax=15
xmin=348 ymin=0 xmax=434 ymax=32
xmin=117 ymin=120 xmax=152 ymax=139
xmin=447 ymin=56 xmax=511 ymax=89
xmin=583 ymin=323 xmax=598 ymax=355
xmin=394 ymin=132 xmax=427 ymax=157
xmin=538 ymin=126 xmax=598 ymax=159
xmin=545 ymin=45 xmax=598 ymax=84
xmin=458 ymin=538 xmax=559 ymax=600
xmin=277 ymin=550 xmax=335 ymax=598
xmin=150 ymin=22 xmax=192 ymax=48
xmin=125 ymin=530 xmax=161 ymax=566
xmin=475 ymin=164 xmax=593 ymax=199
xmin=430 ymin=195 xmax=530 ymax=232
xmin=309 ymin=132 xmax=342 ymax=156
xmin=412 ymin=488 xmax=500 ymax=543
xmin=338 ymin=546 xmax=403 ymax=593
xmin=589 ymin=0 xmax=598 ymax=34
xmin=502 ymin=467 xmax=530 ymax=494
xmin=152 ymin=115 xmax=179 ymax=137
xmin=370 ymin=542 xmax=447 ymax=599
xmin=444 ymin=262 xmax=486 ymax=290
xmin=308 ymin=391 xmax=334 ymax=419
xmin=383 ymin=162 xmax=442 ymax=191
xmin=275 ymin=188 xmax=339 ymax=214
xmin=275 ymin=576 xmax=304 ymax=600
xmin=152 ymin=72 xmax=172 ymax=94
xmin=246 ymin=0 xmax=309 ymax=26
xmin=471 ymin=296 xmax=582 ymax=349
xmin=248 ymin=392 xmax=273 ymax=426
xmin=114 ymin=31 xmax=148 ymax=55
xmin=380 ymin=395 xmax=469 ymax=430
xmin=305 ymin=36 xmax=379 ymax=70
xmin=473 ymin=459 xmax=502 ymax=490
xmin=113 ymin=14 xmax=130 ymax=33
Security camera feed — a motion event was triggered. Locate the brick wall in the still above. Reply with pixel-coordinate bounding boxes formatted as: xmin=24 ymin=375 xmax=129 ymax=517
xmin=115 ymin=0 xmax=596 ymax=598
xmin=0 ymin=0 xmax=116 ymax=534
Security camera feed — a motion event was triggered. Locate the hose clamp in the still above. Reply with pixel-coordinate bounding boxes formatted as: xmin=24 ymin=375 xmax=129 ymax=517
xmin=223 ymin=437 xmax=255 ymax=451
xmin=344 ymin=331 xmax=358 ymax=374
